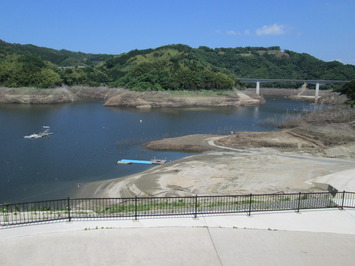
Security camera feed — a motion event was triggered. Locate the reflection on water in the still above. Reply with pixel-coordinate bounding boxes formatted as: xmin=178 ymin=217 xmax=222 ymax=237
xmin=0 ymin=97 xmax=322 ymax=203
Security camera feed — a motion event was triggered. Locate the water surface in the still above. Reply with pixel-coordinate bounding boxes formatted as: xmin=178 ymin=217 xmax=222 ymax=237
xmin=0 ymin=97 xmax=321 ymax=203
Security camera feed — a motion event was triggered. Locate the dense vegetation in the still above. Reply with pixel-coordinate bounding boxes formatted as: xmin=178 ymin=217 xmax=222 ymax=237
xmin=338 ymin=80 xmax=355 ymax=105
xmin=103 ymin=44 xmax=236 ymax=91
xmin=0 ymin=40 xmax=354 ymax=94
xmin=0 ymin=40 xmax=110 ymax=66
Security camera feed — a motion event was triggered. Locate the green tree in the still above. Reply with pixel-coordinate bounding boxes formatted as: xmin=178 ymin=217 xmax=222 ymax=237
xmin=0 ymin=54 xmax=63 ymax=88
xmin=35 ymin=69 xmax=62 ymax=88
xmin=338 ymin=80 xmax=355 ymax=105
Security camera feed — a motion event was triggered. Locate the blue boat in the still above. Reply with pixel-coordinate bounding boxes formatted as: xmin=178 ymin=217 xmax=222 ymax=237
xmin=117 ymin=159 xmax=166 ymax=165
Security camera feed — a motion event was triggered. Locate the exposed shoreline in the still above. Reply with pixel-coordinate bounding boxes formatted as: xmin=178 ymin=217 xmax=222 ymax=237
xmin=0 ymin=86 xmax=263 ymax=107
xmin=0 ymin=86 xmax=345 ymax=106
xmin=3 ymin=85 xmax=353 ymax=198
xmin=76 ymin=133 xmax=355 ymax=199
xmin=75 ymin=95 xmax=355 ymax=198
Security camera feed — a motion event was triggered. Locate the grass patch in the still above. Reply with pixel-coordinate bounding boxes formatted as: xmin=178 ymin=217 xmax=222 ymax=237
xmin=279 ymin=197 xmax=291 ymax=202
xmin=207 ymin=201 xmax=227 ymax=207
xmin=97 ymin=200 xmax=189 ymax=214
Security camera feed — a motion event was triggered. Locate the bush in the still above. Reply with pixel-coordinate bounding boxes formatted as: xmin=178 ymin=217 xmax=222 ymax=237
xmin=340 ymin=80 xmax=355 ymax=105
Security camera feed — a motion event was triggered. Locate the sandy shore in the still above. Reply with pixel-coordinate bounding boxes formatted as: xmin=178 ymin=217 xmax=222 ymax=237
xmin=77 ymin=134 xmax=355 ymax=198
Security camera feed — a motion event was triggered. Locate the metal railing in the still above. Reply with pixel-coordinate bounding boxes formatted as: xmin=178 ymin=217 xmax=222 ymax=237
xmin=1 ymin=191 xmax=355 ymax=227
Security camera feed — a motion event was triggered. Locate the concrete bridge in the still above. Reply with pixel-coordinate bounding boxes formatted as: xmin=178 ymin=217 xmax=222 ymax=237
xmin=237 ymin=78 xmax=350 ymax=101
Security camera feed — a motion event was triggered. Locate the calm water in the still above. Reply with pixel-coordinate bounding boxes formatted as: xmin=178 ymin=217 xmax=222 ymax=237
xmin=0 ymin=97 xmax=321 ymax=203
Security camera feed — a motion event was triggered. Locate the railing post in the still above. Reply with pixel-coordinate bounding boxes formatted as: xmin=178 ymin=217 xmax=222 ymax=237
xmin=134 ymin=196 xmax=138 ymax=220
xmin=67 ymin=197 xmax=71 ymax=222
xmin=341 ymin=190 xmax=346 ymax=210
xmin=297 ymin=192 xmax=301 ymax=213
xmin=248 ymin=193 xmax=252 ymax=216
xmin=194 ymin=195 xmax=198 ymax=218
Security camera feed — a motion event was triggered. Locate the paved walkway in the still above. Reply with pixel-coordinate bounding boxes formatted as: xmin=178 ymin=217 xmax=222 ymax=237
xmin=1 ymin=209 xmax=355 ymax=266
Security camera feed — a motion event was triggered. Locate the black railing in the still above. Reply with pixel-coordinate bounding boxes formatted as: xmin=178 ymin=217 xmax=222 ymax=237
xmin=1 ymin=191 xmax=355 ymax=227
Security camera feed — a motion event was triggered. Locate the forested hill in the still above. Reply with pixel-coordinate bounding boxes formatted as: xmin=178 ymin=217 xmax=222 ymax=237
xmin=0 ymin=40 xmax=111 ymax=66
xmin=0 ymin=40 xmax=354 ymax=89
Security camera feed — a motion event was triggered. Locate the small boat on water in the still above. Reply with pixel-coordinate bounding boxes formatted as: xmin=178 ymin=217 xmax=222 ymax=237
xmin=117 ymin=159 xmax=166 ymax=165
xmin=24 ymin=126 xmax=53 ymax=139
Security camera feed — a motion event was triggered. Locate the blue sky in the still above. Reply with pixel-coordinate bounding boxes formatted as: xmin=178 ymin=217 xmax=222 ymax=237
xmin=1 ymin=0 xmax=355 ymax=64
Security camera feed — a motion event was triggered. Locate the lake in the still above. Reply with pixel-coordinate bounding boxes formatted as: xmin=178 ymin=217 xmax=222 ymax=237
xmin=0 ymin=97 xmax=321 ymax=203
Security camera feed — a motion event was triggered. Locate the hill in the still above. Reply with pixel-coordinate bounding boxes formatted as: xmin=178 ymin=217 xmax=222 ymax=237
xmin=0 ymin=40 xmax=354 ymax=90
xmin=0 ymin=39 xmax=111 ymax=66
xmin=0 ymin=40 xmax=112 ymax=87
xmin=195 ymin=46 xmax=355 ymax=85
xmin=102 ymin=44 xmax=236 ymax=91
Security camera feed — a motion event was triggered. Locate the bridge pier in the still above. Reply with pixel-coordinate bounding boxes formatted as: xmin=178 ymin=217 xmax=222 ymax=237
xmin=256 ymin=81 xmax=260 ymax=95
xmin=315 ymin=82 xmax=320 ymax=103
xmin=237 ymin=78 xmax=348 ymax=103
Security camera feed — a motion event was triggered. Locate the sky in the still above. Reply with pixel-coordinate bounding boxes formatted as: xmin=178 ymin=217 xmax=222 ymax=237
xmin=1 ymin=0 xmax=355 ymax=64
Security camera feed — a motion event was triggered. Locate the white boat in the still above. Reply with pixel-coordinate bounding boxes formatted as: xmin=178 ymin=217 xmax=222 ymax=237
xmin=24 ymin=133 xmax=41 ymax=139
xmin=24 ymin=126 xmax=53 ymax=139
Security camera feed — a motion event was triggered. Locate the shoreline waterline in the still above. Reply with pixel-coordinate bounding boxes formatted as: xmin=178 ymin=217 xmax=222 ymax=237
xmin=74 ymin=133 xmax=355 ymax=199
xmin=0 ymin=95 xmax=342 ymax=202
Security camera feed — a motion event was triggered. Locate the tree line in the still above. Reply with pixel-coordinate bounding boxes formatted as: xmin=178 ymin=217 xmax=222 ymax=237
xmin=0 ymin=41 xmax=354 ymax=102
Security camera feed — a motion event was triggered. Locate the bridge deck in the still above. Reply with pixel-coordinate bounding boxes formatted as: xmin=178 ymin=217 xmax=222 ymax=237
xmin=237 ymin=78 xmax=349 ymax=84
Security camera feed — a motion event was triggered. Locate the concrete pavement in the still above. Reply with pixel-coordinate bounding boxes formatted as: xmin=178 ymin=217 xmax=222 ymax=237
xmin=1 ymin=209 xmax=355 ymax=266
